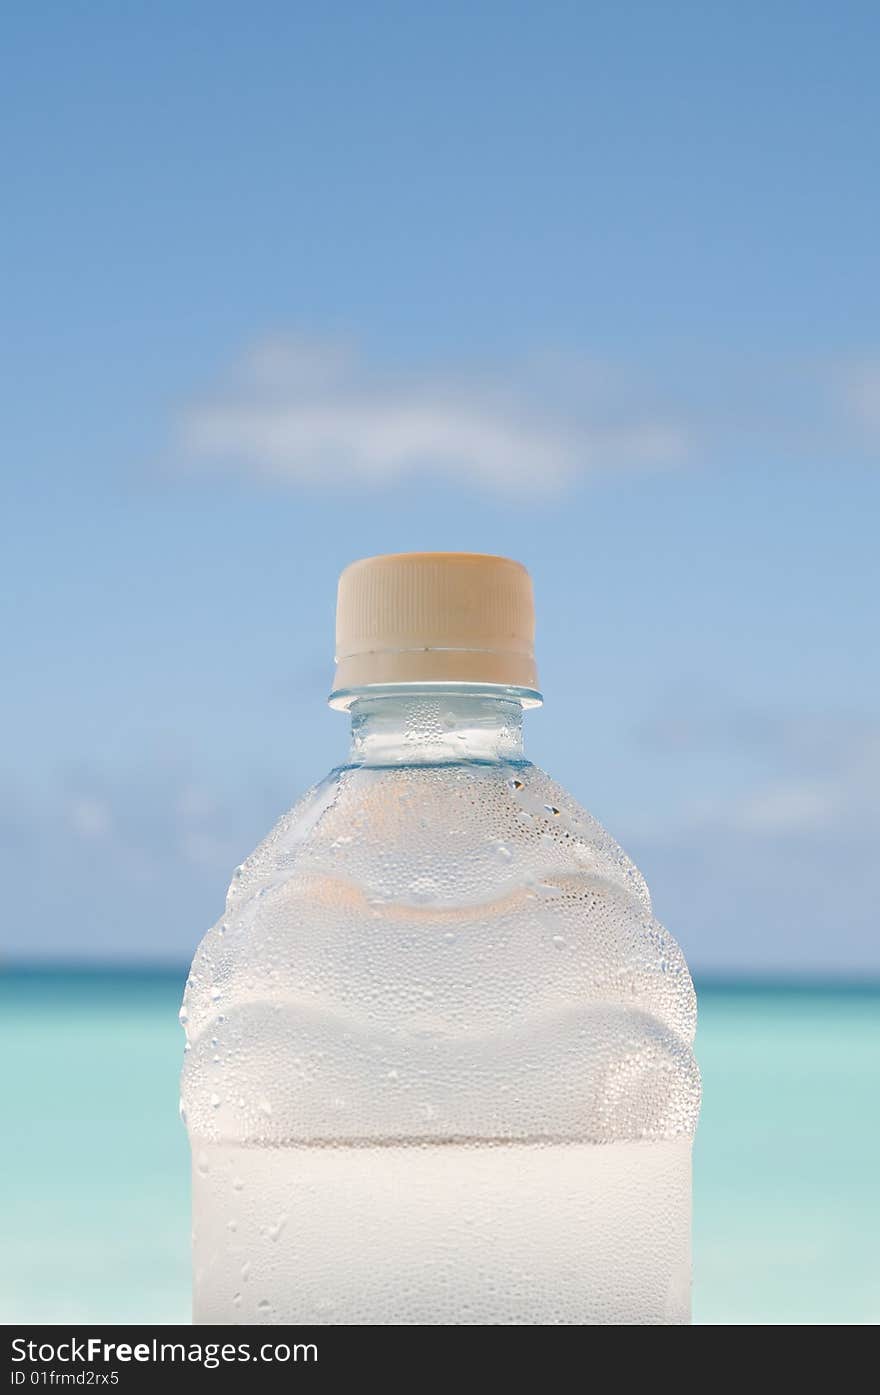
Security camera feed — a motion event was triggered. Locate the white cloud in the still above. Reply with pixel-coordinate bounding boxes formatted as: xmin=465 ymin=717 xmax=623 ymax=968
xmin=727 ymin=779 xmax=837 ymax=834
xmin=839 ymin=358 xmax=880 ymax=439
xmin=730 ymin=731 xmax=880 ymax=836
xmin=638 ymin=708 xmax=880 ymax=837
xmin=6 ymin=709 xmax=878 ymax=971
xmin=624 ymin=707 xmax=880 ymax=974
xmin=176 ymin=339 xmax=880 ymax=496
xmin=179 ymin=336 xmax=693 ymax=496
xmin=0 ymin=766 xmax=289 ymax=960
xmin=68 ymin=796 xmax=112 ymax=842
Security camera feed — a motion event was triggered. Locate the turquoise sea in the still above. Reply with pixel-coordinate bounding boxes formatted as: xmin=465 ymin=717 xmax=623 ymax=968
xmin=1 ymin=970 xmax=877 ymax=1326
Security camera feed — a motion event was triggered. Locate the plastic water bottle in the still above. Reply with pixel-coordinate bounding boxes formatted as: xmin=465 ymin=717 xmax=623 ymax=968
xmin=180 ymin=552 xmax=700 ymax=1325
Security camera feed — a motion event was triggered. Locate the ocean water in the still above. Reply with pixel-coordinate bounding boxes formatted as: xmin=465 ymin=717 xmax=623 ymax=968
xmin=1 ymin=970 xmax=877 ymax=1326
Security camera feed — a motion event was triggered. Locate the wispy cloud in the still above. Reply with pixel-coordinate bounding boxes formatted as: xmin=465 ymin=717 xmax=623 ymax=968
xmin=179 ymin=336 xmax=693 ymax=496
xmin=5 ymin=708 xmax=877 ymax=971
xmin=838 ymin=358 xmax=880 ymax=441
xmin=177 ymin=336 xmax=880 ymax=497
xmin=627 ymin=706 xmax=880 ymax=973
xmin=0 ymin=766 xmax=289 ymax=960
xmin=638 ymin=706 xmax=880 ymax=835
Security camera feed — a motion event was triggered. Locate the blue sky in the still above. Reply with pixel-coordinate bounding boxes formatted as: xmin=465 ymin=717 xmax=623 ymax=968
xmin=3 ymin=1 xmax=879 ymax=972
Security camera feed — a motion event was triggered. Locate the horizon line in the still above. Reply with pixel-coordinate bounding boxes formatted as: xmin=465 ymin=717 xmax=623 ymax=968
xmin=2 ymin=959 xmax=878 ymax=993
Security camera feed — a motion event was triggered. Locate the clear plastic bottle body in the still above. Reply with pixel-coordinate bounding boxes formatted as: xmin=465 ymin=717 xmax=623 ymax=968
xmin=181 ymin=690 xmax=700 ymax=1325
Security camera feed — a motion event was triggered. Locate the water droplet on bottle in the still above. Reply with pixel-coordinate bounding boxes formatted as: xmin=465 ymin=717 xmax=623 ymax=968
xmin=241 ymin=1261 xmax=251 ymax=1281
xmin=232 ymin=1176 xmax=244 ymax=1192
xmin=210 ymin=1092 xmax=221 ymax=1109
xmin=534 ymin=879 xmax=562 ymax=899
xmin=258 ymin=1097 xmax=273 ymax=1117
xmin=257 ymin=1299 xmax=271 ymax=1314
xmin=552 ymin=934 xmax=566 ymax=950
xmin=267 ymin=1214 xmax=288 ymax=1242
xmin=196 ymin=1153 xmax=210 ymax=1177
xmin=232 ymin=1292 xmax=242 ymax=1307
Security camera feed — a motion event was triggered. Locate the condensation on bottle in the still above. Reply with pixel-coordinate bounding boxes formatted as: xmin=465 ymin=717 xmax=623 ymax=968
xmin=181 ymin=553 xmax=700 ymax=1325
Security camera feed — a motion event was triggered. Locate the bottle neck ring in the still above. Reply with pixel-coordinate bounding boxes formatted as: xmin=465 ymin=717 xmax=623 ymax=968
xmin=342 ymin=686 xmax=535 ymax=766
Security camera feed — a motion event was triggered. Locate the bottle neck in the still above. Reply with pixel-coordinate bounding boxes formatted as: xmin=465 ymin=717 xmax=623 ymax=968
xmin=347 ymin=689 xmax=526 ymax=766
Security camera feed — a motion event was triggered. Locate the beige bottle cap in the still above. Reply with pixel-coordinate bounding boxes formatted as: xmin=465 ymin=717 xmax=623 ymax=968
xmin=330 ymin=552 xmax=541 ymax=707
